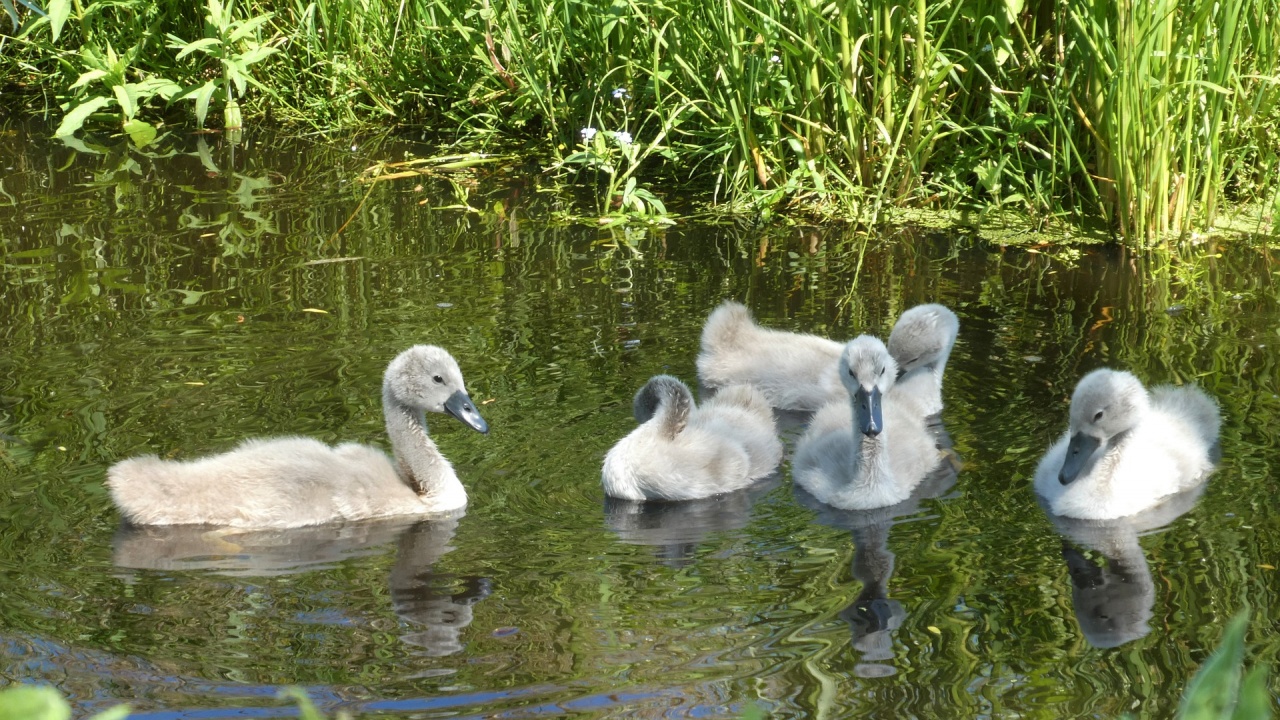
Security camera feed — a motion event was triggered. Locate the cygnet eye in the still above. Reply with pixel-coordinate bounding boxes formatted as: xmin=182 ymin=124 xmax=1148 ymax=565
xmin=1093 ymin=409 xmax=1105 ymax=422
xmin=878 ymin=367 xmax=884 ymax=376
xmin=433 ymin=375 xmax=445 ymax=385
xmin=847 ymin=367 xmax=856 ymax=377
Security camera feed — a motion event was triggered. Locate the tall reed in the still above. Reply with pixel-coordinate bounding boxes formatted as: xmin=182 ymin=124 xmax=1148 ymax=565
xmin=3 ymin=0 xmax=1278 ymax=241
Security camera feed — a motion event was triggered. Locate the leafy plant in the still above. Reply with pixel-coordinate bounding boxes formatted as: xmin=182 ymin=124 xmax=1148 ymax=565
xmin=165 ymin=0 xmax=278 ymax=130
xmin=553 ymin=90 xmax=689 ymax=226
xmin=0 ymin=685 xmax=349 ymax=720
xmin=56 ymin=41 xmax=181 ymax=147
xmin=0 ymin=685 xmax=127 ymax=720
xmin=1174 ymin=608 xmax=1274 ymax=720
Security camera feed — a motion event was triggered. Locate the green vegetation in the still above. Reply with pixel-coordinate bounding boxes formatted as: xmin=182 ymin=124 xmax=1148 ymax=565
xmin=0 ymin=685 xmax=126 ymax=720
xmin=1173 ymin=609 xmax=1273 ymax=720
xmin=2 ymin=0 xmax=1278 ymax=238
xmin=0 ymin=685 xmax=348 ymax=720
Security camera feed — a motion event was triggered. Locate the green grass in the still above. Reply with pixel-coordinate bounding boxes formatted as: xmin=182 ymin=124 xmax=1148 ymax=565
xmin=2 ymin=0 xmax=1278 ymax=240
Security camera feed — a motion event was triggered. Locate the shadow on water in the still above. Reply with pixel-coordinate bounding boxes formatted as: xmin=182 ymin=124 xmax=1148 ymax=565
xmin=1 ymin=124 xmax=1279 ymax=717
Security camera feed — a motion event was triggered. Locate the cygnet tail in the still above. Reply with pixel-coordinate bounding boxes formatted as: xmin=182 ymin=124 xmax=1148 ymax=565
xmin=106 ymin=456 xmax=188 ymax=525
xmin=1152 ymin=384 xmax=1221 ymax=446
xmin=700 ymin=301 xmax=757 ymax=355
xmin=705 ymin=384 xmax=773 ymax=417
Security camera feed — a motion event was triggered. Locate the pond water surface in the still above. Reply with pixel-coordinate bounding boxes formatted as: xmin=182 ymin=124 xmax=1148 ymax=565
xmin=1 ymin=126 xmax=1278 ymax=719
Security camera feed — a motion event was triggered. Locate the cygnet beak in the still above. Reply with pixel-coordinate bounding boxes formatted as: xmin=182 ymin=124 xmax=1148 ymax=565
xmin=444 ymin=390 xmax=489 ymax=434
xmin=1059 ymin=432 xmax=1100 ymax=485
xmin=856 ymin=386 xmax=883 ymax=437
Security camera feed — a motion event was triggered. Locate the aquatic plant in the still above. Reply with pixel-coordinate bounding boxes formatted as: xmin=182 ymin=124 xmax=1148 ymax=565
xmin=4 ymin=0 xmax=276 ymax=146
xmin=3 ymin=0 xmax=1278 ymax=238
xmin=163 ymin=0 xmax=279 ymax=133
xmin=4 ymin=0 xmax=1278 ymax=238
xmin=1172 ymin=609 xmax=1274 ymax=720
xmin=0 ymin=686 xmax=352 ymax=720
xmin=0 ymin=685 xmax=127 ymax=720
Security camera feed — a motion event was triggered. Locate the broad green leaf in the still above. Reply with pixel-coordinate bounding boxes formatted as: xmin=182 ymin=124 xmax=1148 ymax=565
xmin=1178 ymin=610 xmax=1248 ymax=720
xmin=228 ymin=12 xmax=273 ymax=42
xmin=236 ymin=44 xmax=277 ymax=67
xmin=55 ymin=95 xmax=114 ymax=137
xmin=190 ymin=79 xmax=217 ymax=127
xmin=206 ymin=0 xmax=225 ymax=27
xmin=80 ymin=45 xmax=106 ymax=71
xmin=1231 ymin=666 xmax=1273 ymax=720
xmin=47 ymin=0 xmax=69 ymax=41
xmin=0 ymin=685 xmax=72 ymax=720
xmin=175 ymin=36 xmax=221 ymax=58
xmin=1 ymin=0 xmax=18 ymax=31
xmin=123 ymin=118 xmax=156 ymax=148
xmin=56 ymin=133 xmax=103 ymax=154
xmin=69 ymin=69 xmax=108 ymax=89
xmin=1002 ymin=0 xmax=1024 ymax=25
xmin=134 ymin=77 xmax=183 ymax=101
xmin=224 ymin=58 xmax=247 ymax=95
xmin=196 ymin=137 xmax=219 ymax=173
xmin=112 ymin=83 xmax=137 ymax=119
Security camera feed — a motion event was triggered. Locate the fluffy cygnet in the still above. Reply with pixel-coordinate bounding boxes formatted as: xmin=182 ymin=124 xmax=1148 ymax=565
xmin=107 ymin=345 xmax=489 ymax=528
xmin=601 ymin=375 xmax=782 ymax=501
xmin=1034 ymin=369 xmax=1219 ymax=520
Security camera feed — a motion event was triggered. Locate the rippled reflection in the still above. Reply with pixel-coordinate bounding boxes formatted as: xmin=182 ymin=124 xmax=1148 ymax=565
xmin=112 ymin=517 xmax=424 ymax=576
xmin=603 ymin=477 xmax=779 ymax=566
xmin=389 ymin=518 xmax=492 ymax=657
xmin=114 ymin=513 xmax=490 ymax=657
xmin=1042 ymin=484 xmax=1206 ymax=648
xmin=797 ymin=443 xmax=960 ymax=676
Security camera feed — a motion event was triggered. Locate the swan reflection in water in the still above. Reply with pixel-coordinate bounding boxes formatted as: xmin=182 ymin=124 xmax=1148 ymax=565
xmin=796 ymin=450 xmax=959 ymax=677
xmin=113 ymin=514 xmax=491 ymax=657
xmin=1041 ymin=483 xmax=1206 ymax=649
xmin=603 ymin=476 xmax=780 ymax=567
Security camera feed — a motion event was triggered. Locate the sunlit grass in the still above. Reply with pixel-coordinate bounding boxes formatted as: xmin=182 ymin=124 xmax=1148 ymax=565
xmin=2 ymin=0 xmax=1278 ymax=240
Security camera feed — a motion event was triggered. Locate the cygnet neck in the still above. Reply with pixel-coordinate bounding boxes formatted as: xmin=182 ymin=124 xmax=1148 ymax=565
xmin=383 ymin=388 xmax=460 ymax=499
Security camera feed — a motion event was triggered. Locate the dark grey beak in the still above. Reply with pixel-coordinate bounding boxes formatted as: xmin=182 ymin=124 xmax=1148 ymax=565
xmin=855 ymin=386 xmax=883 ymax=437
xmin=1059 ymin=432 xmax=1100 ymax=485
xmin=444 ymin=390 xmax=489 ymax=434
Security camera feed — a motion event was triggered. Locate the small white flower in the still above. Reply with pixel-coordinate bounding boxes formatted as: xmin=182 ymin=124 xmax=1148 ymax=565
xmin=580 ymin=127 xmax=598 ymax=142
xmin=612 ymin=131 xmax=633 ymax=145
xmin=612 ymin=87 xmax=629 ymax=100
xmin=770 ymin=54 xmax=781 ymax=64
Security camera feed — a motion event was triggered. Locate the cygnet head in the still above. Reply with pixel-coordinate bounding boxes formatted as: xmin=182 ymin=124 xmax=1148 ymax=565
xmin=838 ymin=336 xmax=899 ymax=437
xmin=1059 ymin=369 xmax=1149 ymax=484
xmin=887 ymin=304 xmax=959 ymax=377
xmin=384 ymin=345 xmax=489 ymax=433
xmin=633 ymin=375 xmax=693 ymax=427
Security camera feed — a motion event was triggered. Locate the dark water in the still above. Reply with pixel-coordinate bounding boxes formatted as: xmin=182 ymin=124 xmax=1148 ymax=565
xmin=1 ymin=125 xmax=1278 ymax=718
